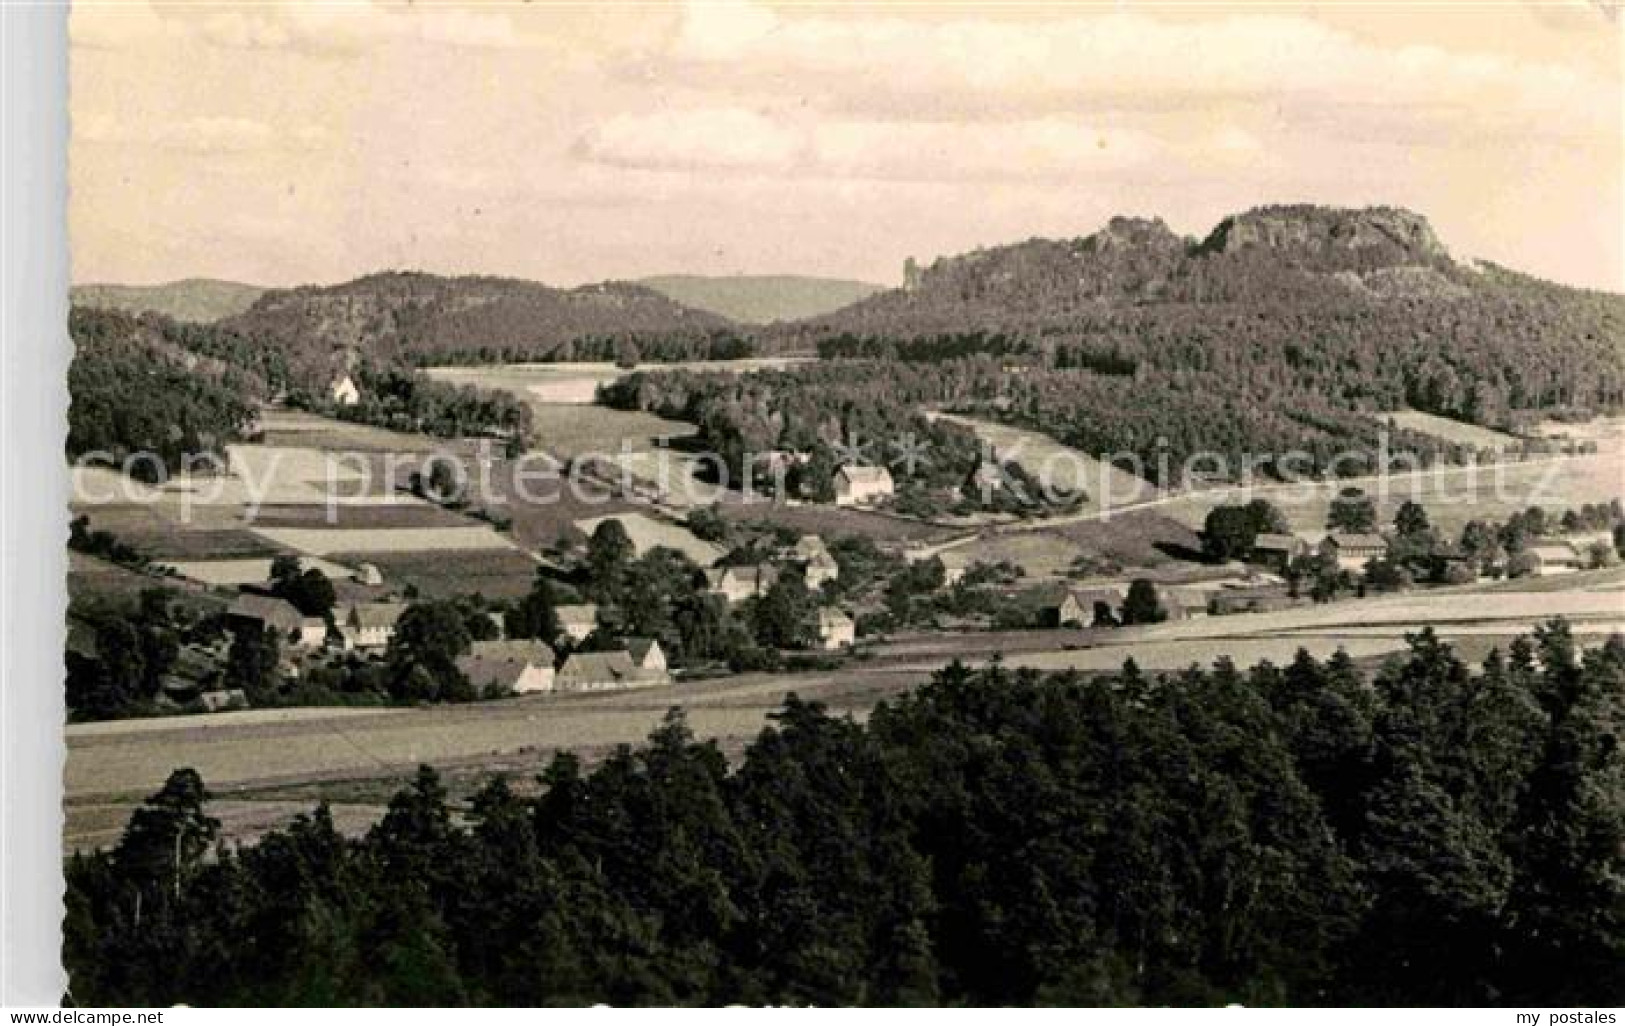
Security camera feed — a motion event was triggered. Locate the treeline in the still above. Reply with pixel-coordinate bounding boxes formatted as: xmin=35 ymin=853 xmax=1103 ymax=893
xmin=68 ymin=308 xmax=260 ymax=479
xmin=292 ymin=366 xmax=533 ymax=442
xmin=414 ymin=332 xmax=757 ymax=368
xmin=65 ymin=624 xmax=1625 ymax=1005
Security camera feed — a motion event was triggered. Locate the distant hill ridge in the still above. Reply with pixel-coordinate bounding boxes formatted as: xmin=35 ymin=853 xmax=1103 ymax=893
xmin=217 ymin=271 xmax=744 ymax=378
xmin=71 ymin=278 xmax=265 ymax=323
xmin=638 ymin=274 xmax=884 ymax=324
xmin=791 ymin=204 xmax=1624 ymax=428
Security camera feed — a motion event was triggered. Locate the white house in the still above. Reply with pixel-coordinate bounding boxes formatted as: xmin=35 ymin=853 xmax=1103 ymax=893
xmin=329 ymin=374 xmax=361 ymax=406
xmin=457 ymin=639 xmax=557 ymax=695
xmin=625 ymin=637 xmax=667 ymax=673
xmin=793 ymin=535 xmax=840 ymax=588
xmin=342 ymin=601 xmax=406 ymax=650
xmin=554 ymin=604 xmax=600 ymax=644
xmin=833 ymin=465 xmax=894 ymax=507
xmin=1526 ymin=542 xmax=1582 ymax=576
xmin=296 ymin=617 xmax=328 ymax=649
xmin=705 ymin=565 xmax=780 ymax=604
xmin=817 ymin=608 xmax=856 ymax=650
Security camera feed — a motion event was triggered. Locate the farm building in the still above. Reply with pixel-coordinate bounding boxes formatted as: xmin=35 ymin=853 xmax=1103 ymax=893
xmin=1047 ymin=586 xmax=1127 ymax=628
xmin=555 ymin=650 xmax=669 ymax=691
xmin=625 ymin=637 xmax=667 ymax=673
xmin=1320 ymin=533 xmax=1390 ymax=573
xmin=198 ymin=689 xmax=247 ymax=712
xmin=1526 ymin=542 xmax=1583 ymax=575
xmin=834 ymin=465 xmax=895 ymax=506
xmin=457 ymin=639 xmax=557 ymax=695
xmin=342 ymin=601 xmax=406 ymax=650
xmin=296 ymin=617 xmax=327 ymax=649
xmin=1157 ymin=586 xmax=1212 ymax=620
xmin=817 ymin=608 xmax=856 ymax=650
xmin=1250 ymin=533 xmax=1308 ymax=572
xmin=792 ymin=535 xmax=840 ymax=588
xmin=329 ymin=374 xmax=361 ymax=406
xmin=555 ymin=604 xmax=600 ymax=644
xmin=225 ymin=593 xmax=304 ymax=642
xmin=706 ymin=565 xmax=780 ymax=604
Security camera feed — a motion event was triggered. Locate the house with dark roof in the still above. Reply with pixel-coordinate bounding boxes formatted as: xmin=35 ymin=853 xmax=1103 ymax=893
xmin=457 ymin=639 xmax=557 ymax=695
xmin=1249 ymin=533 xmax=1308 ymax=572
xmin=624 ymin=637 xmax=667 ymax=673
xmin=1320 ymin=533 xmax=1390 ymax=573
xmin=555 ymin=650 xmax=669 ymax=692
xmin=226 ymin=593 xmax=305 ymax=642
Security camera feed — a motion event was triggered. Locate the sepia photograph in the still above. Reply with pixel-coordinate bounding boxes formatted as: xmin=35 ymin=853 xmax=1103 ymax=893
xmin=40 ymin=0 xmax=1625 ymax=1008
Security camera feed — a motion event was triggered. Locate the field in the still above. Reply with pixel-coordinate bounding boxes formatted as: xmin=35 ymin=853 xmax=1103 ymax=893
xmin=1384 ymin=410 xmax=1518 ymax=449
xmin=716 ymin=498 xmax=962 ymax=547
xmin=250 ymin=524 xmax=522 ymax=557
xmin=933 ymin=413 xmax=1157 ymax=513
xmin=526 ymin=404 xmax=697 ymax=459
xmin=326 ymin=548 xmax=542 ymax=599
xmin=424 ymin=358 xmax=811 ymax=406
xmin=257 ymin=408 xmax=458 ymax=454
xmin=155 ymin=556 xmax=359 ymax=587
xmin=575 ymin=511 xmax=723 ymax=565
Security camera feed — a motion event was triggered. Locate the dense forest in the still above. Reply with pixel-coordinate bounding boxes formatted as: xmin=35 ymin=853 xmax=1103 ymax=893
xmin=67 ymin=308 xmax=262 ymax=478
xmin=64 ymin=623 xmax=1624 ymax=1006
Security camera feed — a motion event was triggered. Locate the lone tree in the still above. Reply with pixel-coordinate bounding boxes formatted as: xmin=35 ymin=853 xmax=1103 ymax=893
xmin=587 ymin=519 xmax=635 ymax=600
xmin=507 ymin=570 xmax=561 ymax=642
xmin=1328 ymin=488 xmax=1378 ymax=533
xmin=114 ymin=768 xmax=219 ymax=898
xmin=1121 ymin=579 xmax=1167 ymax=625
xmin=1394 ymin=500 xmax=1431 ymax=538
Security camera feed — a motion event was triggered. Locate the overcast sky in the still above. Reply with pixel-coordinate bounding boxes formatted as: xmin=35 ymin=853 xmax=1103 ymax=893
xmin=71 ymin=1 xmax=1622 ymax=291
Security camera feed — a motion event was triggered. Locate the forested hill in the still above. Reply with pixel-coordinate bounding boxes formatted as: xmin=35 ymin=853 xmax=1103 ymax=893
xmin=71 ymin=279 xmax=266 ymax=323
xmin=639 ymin=274 xmax=884 ymax=324
xmin=793 ymin=205 xmax=1625 ymax=427
xmin=67 ymin=308 xmax=264 ymax=477
xmin=219 ymin=272 xmax=750 ymax=375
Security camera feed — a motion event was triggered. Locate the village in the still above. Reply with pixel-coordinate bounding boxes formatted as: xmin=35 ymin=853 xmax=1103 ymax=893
xmin=65 ymin=366 xmax=1625 ymax=723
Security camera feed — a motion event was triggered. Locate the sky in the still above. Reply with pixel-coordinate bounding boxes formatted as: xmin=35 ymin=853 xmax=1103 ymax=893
xmin=71 ymin=1 xmax=1624 ymax=291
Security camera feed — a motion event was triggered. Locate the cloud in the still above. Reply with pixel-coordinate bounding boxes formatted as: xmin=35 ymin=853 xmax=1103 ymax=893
xmin=75 ymin=113 xmax=321 ymax=153
xmin=661 ymin=2 xmax=1614 ymax=139
xmin=74 ymin=1 xmax=532 ymax=55
xmin=576 ymin=108 xmax=803 ymax=172
xmin=575 ymin=107 xmax=1162 ymax=181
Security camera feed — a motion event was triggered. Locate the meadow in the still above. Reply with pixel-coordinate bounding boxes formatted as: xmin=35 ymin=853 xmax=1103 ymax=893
xmin=1383 ymin=409 xmax=1518 ymax=449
